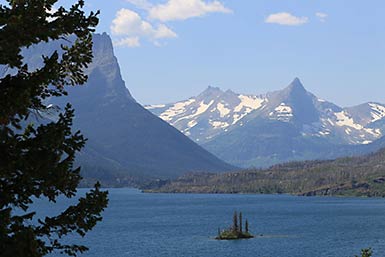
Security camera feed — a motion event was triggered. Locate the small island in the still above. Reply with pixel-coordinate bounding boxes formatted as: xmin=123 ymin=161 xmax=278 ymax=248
xmin=216 ymin=211 xmax=254 ymax=240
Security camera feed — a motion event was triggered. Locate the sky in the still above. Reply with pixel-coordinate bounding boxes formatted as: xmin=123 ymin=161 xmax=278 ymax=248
xmin=80 ymin=0 xmax=385 ymax=107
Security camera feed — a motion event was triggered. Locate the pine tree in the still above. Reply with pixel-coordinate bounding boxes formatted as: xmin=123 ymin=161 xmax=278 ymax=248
xmin=355 ymin=248 xmax=372 ymax=257
xmin=233 ymin=211 xmax=238 ymax=232
xmin=239 ymin=212 xmax=243 ymax=233
xmin=0 ymin=1 xmax=108 ymax=256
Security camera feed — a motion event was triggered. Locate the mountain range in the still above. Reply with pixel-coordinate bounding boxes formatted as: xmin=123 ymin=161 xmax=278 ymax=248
xmin=146 ymin=78 xmax=385 ymax=167
xmin=18 ymin=33 xmax=234 ymax=185
xmin=14 ymin=32 xmax=385 ymax=184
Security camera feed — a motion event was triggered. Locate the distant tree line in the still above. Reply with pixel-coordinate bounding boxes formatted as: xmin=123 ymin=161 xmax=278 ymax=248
xmin=146 ymin=148 xmax=385 ymax=197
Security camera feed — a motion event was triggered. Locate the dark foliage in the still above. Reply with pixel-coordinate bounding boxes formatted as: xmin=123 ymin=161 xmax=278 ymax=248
xmin=355 ymin=248 xmax=372 ymax=257
xmin=232 ymin=211 xmax=238 ymax=232
xmin=0 ymin=1 xmax=108 ymax=256
xmin=216 ymin=212 xmax=253 ymax=240
xmin=239 ymin=212 xmax=242 ymax=233
xmin=245 ymin=219 xmax=249 ymax=233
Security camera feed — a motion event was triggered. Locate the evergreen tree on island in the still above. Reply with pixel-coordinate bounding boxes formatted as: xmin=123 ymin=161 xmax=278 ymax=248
xmin=355 ymin=248 xmax=372 ymax=257
xmin=0 ymin=0 xmax=108 ymax=256
xmin=216 ymin=211 xmax=254 ymax=240
xmin=239 ymin=212 xmax=243 ymax=233
xmin=233 ymin=211 xmax=238 ymax=232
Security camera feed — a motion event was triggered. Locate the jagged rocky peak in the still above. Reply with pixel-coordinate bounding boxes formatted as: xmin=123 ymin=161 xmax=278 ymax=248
xmin=288 ymin=77 xmax=305 ymax=89
xmin=198 ymin=85 xmax=224 ymax=99
xmin=265 ymin=78 xmax=319 ymax=125
xmin=195 ymin=86 xmax=242 ymax=103
xmin=266 ymin=77 xmax=308 ymax=103
xmin=48 ymin=33 xmax=135 ymax=106
xmin=281 ymin=77 xmax=308 ymax=97
xmin=88 ymin=33 xmax=135 ymax=102
xmin=41 ymin=32 xmax=235 ymax=179
xmin=223 ymin=89 xmax=241 ymax=98
xmin=91 ymin=32 xmax=115 ymax=62
xmin=147 ymin=77 xmax=385 ymax=168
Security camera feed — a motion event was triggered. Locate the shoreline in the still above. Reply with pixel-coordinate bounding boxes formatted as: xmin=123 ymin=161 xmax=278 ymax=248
xmin=78 ymin=187 xmax=385 ymax=199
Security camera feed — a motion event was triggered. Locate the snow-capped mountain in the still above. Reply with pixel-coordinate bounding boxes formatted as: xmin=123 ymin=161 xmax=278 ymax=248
xmin=146 ymin=78 xmax=385 ymax=167
xmin=147 ymin=86 xmax=266 ymax=143
xmin=147 ymin=78 xmax=385 ymax=146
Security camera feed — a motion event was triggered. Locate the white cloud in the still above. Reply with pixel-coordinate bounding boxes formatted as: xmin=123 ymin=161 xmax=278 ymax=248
xmin=114 ymin=37 xmax=141 ymax=48
xmin=125 ymin=0 xmax=153 ymax=10
xmin=316 ymin=12 xmax=328 ymax=22
xmin=153 ymin=24 xmax=177 ymax=38
xmin=111 ymin=9 xmax=150 ymax=36
xmin=265 ymin=12 xmax=308 ymax=26
xmin=111 ymin=9 xmax=177 ymax=47
xmin=112 ymin=1 xmax=231 ymax=47
xmin=148 ymin=0 xmax=233 ymax=22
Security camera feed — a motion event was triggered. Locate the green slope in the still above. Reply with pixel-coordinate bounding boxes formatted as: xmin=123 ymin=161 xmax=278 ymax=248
xmin=146 ymin=148 xmax=385 ymax=197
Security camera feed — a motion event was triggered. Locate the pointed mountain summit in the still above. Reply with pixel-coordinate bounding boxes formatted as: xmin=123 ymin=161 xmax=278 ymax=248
xmin=22 ymin=33 xmax=234 ymax=184
xmin=265 ymin=78 xmax=319 ymax=125
xmin=283 ymin=78 xmax=310 ymax=102
xmin=148 ymin=80 xmax=385 ymax=169
xmin=275 ymin=77 xmax=309 ymax=99
xmin=286 ymin=77 xmax=306 ymax=91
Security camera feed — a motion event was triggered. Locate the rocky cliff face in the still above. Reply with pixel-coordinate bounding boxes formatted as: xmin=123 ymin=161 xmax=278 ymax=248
xmin=21 ymin=33 xmax=235 ymax=182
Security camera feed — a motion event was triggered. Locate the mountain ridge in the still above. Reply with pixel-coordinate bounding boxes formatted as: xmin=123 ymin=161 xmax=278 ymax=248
xmin=20 ymin=33 xmax=235 ymax=184
xmin=146 ymin=78 xmax=385 ymax=167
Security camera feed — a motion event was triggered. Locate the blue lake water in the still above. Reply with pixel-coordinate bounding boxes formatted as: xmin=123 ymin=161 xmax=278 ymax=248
xmin=37 ymin=188 xmax=385 ymax=257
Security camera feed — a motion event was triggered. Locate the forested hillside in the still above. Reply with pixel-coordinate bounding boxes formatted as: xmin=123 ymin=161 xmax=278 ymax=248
xmin=145 ymin=148 xmax=385 ymax=197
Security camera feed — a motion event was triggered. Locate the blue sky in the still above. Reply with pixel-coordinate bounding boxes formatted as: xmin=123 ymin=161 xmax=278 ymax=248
xmin=83 ymin=0 xmax=384 ymax=107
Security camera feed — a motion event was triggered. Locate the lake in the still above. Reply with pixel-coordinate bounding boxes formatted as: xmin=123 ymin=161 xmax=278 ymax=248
xmin=39 ymin=188 xmax=385 ymax=257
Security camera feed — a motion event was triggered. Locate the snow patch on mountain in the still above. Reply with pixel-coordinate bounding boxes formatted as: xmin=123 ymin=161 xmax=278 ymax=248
xmin=335 ymin=111 xmax=363 ymax=130
xmin=188 ymin=120 xmax=198 ymax=128
xmin=234 ymin=95 xmax=265 ymax=112
xmin=160 ymin=99 xmax=196 ymax=121
xmin=146 ymin=104 xmax=166 ymax=109
xmin=319 ymin=129 xmax=331 ymax=136
xmin=369 ymin=103 xmax=385 ymax=122
xmin=173 ymin=100 xmax=215 ymax=125
xmin=270 ymin=103 xmax=293 ymax=121
xmin=217 ymin=103 xmax=231 ymax=117
xmin=334 ymin=111 xmax=381 ymax=139
xmin=267 ymin=103 xmax=292 ymax=122
xmin=146 ymin=79 xmax=385 ymax=146
xmin=210 ymin=120 xmax=230 ymax=129
xmin=232 ymin=113 xmax=248 ymax=125
xmin=231 ymin=95 xmax=266 ymax=124
xmin=194 ymin=100 xmax=214 ymax=117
